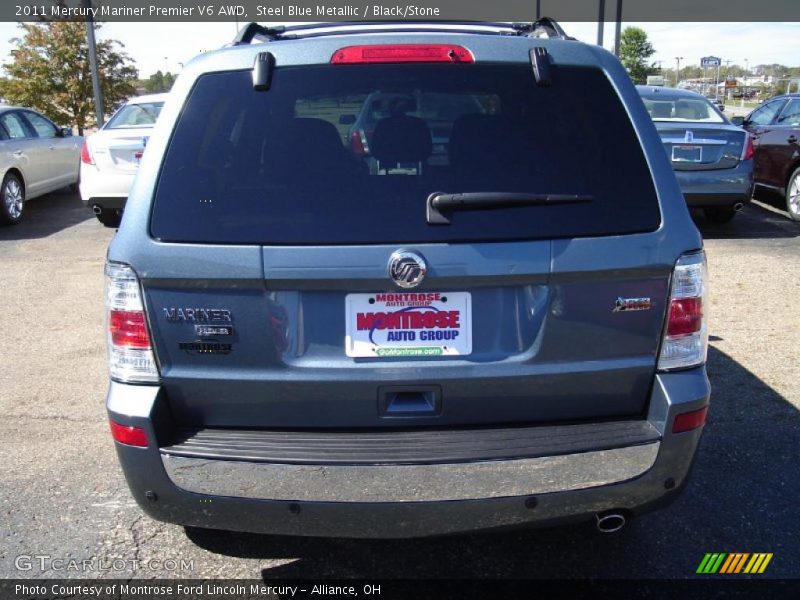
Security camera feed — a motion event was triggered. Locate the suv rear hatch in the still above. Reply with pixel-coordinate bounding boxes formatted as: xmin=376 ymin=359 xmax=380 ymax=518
xmin=143 ymin=56 xmax=669 ymax=429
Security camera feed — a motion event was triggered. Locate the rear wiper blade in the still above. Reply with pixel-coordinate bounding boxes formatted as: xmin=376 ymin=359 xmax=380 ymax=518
xmin=426 ymin=191 xmax=593 ymax=224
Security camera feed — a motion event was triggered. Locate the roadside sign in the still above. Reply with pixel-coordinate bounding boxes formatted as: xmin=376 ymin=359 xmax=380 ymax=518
xmin=701 ymin=56 xmax=722 ymax=68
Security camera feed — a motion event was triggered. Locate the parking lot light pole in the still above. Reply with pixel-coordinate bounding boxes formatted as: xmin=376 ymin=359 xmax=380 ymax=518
xmin=742 ymin=59 xmax=749 ymax=108
xmin=84 ymin=0 xmax=104 ymax=127
xmin=675 ymin=57 xmax=683 ymax=87
xmin=597 ymin=0 xmax=605 ymax=47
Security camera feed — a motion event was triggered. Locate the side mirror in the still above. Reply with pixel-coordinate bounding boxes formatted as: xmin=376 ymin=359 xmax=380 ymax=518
xmin=58 ymin=127 xmax=73 ymax=137
xmin=339 ymin=114 xmax=356 ymax=125
xmin=730 ymin=116 xmax=745 ymax=127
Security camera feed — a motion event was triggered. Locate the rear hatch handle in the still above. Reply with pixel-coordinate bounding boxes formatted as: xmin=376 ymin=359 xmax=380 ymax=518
xmin=427 ymin=191 xmax=593 ymax=224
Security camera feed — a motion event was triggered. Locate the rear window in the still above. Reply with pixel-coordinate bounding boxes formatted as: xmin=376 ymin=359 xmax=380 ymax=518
xmin=106 ymin=102 xmax=164 ymax=129
xmin=640 ymin=95 xmax=725 ymax=123
xmin=151 ymin=64 xmax=660 ymax=244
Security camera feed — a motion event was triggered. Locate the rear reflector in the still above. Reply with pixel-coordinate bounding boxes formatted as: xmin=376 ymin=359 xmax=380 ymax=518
xmin=80 ymin=140 xmax=94 ymax=165
xmin=331 ymin=44 xmax=474 ymax=64
xmin=109 ymin=419 xmax=149 ymax=447
xmin=672 ymin=406 xmax=709 ymax=433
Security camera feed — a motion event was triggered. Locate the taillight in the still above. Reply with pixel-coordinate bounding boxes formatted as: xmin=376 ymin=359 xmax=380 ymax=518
xmin=351 ymin=130 xmax=367 ymax=155
xmin=80 ymin=140 xmax=94 ymax=165
xmin=331 ymin=44 xmax=474 ymax=64
xmin=672 ymin=406 xmax=709 ymax=433
xmin=109 ymin=419 xmax=149 ymax=447
xmin=742 ymin=134 xmax=754 ymax=161
xmin=105 ymin=262 xmax=159 ymax=383
xmin=658 ymin=252 xmax=708 ymax=371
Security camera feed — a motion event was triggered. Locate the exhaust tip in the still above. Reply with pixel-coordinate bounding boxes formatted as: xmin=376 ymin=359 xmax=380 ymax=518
xmin=596 ymin=511 xmax=626 ymax=533
xmin=733 ymin=202 xmax=744 ymax=212
xmin=92 ymin=204 xmax=102 ymax=215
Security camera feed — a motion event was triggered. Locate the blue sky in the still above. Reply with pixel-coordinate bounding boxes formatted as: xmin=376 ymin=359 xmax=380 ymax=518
xmin=0 ymin=21 xmax=796 ymax=77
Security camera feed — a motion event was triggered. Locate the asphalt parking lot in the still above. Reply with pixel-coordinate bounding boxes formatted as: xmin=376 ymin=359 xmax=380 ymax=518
xmin=1 ymin=190 xmax=798 ymax=580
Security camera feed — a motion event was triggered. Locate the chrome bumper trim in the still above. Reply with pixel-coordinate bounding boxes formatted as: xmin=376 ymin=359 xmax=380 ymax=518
xmin=162 ymin=442 xmax=660 ymax=503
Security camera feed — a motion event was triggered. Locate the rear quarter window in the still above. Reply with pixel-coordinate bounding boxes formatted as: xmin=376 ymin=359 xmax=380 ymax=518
xmin=151 ymin=63 xmax=661 ymax=244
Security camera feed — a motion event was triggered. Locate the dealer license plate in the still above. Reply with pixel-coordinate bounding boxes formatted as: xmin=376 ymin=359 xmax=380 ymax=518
xmin=345 ymin=292 xmax=472 ymax=358
xmin=672 ymin=145 xmax=702 ymax=162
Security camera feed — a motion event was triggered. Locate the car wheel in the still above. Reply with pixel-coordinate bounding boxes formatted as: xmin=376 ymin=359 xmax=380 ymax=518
xmin=96 ymin=208 xmax=122 ymax=228
xmin=704 ymin=207 xmax=737 ymax=224
xmin=0 ymin=173 xmax=25 ymax=225
xmin=786 ymin=167 xmax=800 ymax=222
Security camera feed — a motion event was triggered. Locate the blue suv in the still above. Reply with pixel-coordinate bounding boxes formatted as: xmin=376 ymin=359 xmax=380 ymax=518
xmin=104 ymin=20 xmax=710 ymax=538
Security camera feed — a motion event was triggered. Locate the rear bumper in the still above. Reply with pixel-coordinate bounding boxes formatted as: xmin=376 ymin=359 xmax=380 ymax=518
xmin=675 ymin=160 xmax=754 ymax=208
xmin=79 ymin=164 xmax=133 ymax=210
xmin=107 ymin=368 xmax=710 ymax=538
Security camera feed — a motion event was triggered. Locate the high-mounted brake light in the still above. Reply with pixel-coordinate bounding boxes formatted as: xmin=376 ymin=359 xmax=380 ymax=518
xmin=742 ymin=134 xmax=754 ymax=161
xmin=658 ymin=252 xmax=708 ymax=371
xmin=331 ymin=44 xmax=474 ymax=65
xmin=105 ymin=262 xmax=159 ymax=383
xmin=80 ymin=140 xmax=94 ymax=165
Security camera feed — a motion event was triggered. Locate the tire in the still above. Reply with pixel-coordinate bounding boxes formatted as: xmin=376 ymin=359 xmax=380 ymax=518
xmin=96 ymin=208 xmax=122 ymax=228
xmin=0 ymin=172 xmax=25 ymax=225
xmin=704 ymin=207 xmax=737 ymax=224
xmin=786 ymin=167 xmax=800 ymax=222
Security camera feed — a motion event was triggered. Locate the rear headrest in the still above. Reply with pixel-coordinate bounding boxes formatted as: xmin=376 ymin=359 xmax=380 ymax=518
xmin=370 ymin=115 xmax=432 ymax=165
xmin=449 ymin=114 xmax=518 ymax=173
xmin=675 ymin=101 xmax=698 ymax=120
xmin=266 ymin=118 xmax=348 ymax=180
xmin=279 ymin=118 xmax=344 ymax=158
xmin=651 ymin=102 xmax=673 ymax=118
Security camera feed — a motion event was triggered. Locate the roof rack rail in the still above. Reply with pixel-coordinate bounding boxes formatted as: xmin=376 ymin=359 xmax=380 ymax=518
xmin=231 ymin=22 xmax=284 ymax=45
xmin=230 ymin=19 xmax=572 ymax=46
xmin=521 ymin=18 xmax=574 ymax=40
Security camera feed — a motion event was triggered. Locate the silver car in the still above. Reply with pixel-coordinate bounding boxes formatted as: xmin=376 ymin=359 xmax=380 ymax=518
xmin=0 ymin=106 xmax=82 ymax=225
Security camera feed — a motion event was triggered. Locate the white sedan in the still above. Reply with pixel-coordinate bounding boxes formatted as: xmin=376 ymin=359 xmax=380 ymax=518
xmin=0 ymin=106 xmax=82 ymax=225
xmin=80 ymin=93 xmax=168 ymax=227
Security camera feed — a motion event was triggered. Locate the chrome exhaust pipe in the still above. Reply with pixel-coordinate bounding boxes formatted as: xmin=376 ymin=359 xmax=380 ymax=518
xmin=733 ymin=202 xmax=744 ymax=212
xmin=596 ymin=511 xmax=626 ymax=533
xmin=92 ymin=205 xmax=102 ymax=215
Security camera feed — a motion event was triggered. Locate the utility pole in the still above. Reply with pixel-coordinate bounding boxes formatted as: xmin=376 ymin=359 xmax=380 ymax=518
xmin=84 ymin=0 xmax=104 ymax=127
xmin=675 ymin=56 xmax=683 ymax=88
xmin=614 ymin=0 xmax=623 ymax=57
xmin=742 ymin=59 xmax=749 ymax=107
xmin=597 ymin=0 xmax=605 ymax=47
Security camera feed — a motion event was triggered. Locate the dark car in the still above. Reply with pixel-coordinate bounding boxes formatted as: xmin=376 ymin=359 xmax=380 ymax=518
xmin=638 ymin=86 xmax=753 ymax=224
xmin=104 ymin=20 xmax=710 ymax=539
xmin=732 ymin=93 xmax=800 ymax=221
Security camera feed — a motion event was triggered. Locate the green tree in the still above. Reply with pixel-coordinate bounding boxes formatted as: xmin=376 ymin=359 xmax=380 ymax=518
xmin=619 ymin=26 xmax=656 ymax=84
xmin=144 ymin=70 xmax=176 ymax=93
xmin=0 ymin=22 xmax=137 ymax=134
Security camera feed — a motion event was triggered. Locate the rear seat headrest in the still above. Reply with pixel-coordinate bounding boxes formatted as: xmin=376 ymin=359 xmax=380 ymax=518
xmin=371 ymin=115 xmax=432 ymax=165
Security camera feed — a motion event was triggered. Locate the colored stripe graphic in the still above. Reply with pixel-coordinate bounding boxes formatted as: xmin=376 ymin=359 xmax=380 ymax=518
xmin=719 ymin=554 xmax=736 ymax=574
xmin=758 ymin=554 xmax=773 ymax=573
xmin=700 ymin=553 xmax=773 ymax=574
xmin=733 ymin=553 xmax=750 ymax=573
